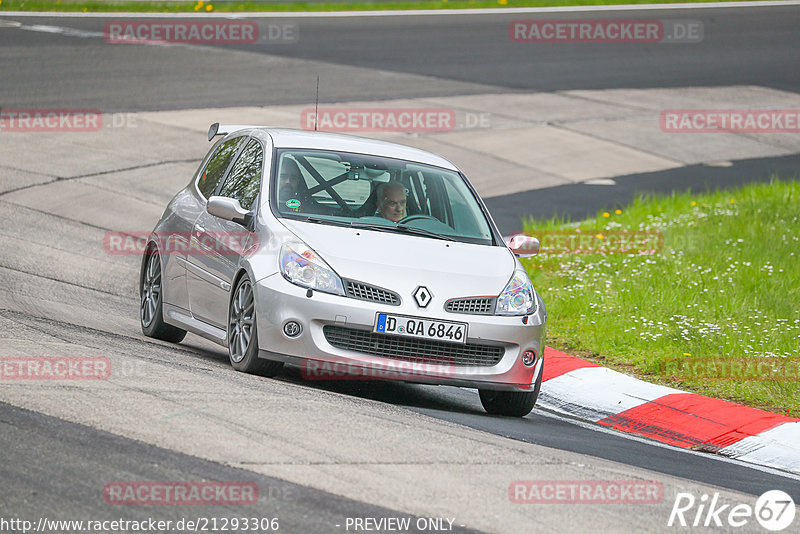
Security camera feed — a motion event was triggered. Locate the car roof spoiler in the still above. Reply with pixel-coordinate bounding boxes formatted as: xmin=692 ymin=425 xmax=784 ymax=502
xmin=207 ymin=123 xmax=262 ymax=142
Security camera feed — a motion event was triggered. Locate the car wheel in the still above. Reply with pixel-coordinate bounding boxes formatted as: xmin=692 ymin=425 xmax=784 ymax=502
xmin=228 ymin=275 xmax=284 ymax=377
xmin=478 ymin=359 xmax=544 ymax=417
xmin=140 ymin=249 xmax=187 ymax=343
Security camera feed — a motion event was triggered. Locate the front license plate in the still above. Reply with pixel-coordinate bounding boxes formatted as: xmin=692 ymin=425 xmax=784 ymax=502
xmin=374 ymin=313 xmax=468 ymax=344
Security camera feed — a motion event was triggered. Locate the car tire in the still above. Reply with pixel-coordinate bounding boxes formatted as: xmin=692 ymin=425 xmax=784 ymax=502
xmin=228 ymin=275 xmax=284 ymax=377
xmin=478 ymin=359 xmax=544 ymax=417
xmin=140 ymin=249 xmax=187 ymax=343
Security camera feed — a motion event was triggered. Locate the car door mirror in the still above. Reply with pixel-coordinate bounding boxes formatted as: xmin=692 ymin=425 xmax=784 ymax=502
xmin=504 ymin=234 xmax=539 ymax=257
xmin=207 ymin=196 xmax=252 ymax=227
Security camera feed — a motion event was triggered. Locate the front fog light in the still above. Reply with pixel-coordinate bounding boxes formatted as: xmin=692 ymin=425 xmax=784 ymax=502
xmin=283 ymin=321 xmax=302 ymax=338
xmin=521 ymin=349 xmax=538 ymax=367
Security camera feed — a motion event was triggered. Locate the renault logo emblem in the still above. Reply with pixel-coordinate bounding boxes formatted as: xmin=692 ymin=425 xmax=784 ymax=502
xmin=413 ymin=286 xmax=432 ymax=308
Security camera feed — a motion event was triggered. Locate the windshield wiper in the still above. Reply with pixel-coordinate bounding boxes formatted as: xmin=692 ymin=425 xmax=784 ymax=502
xmin=300 ymin=216 xmax=353 ymax=228
xmin=299 ymin=217 xmax=397 ymax=233
xmin=347 ymin=221 xmax=403 ymax=234
xmin=299 ymin=217 xmax=457 ymax=242
xmin=350 ymin=222 xmax=457 ymax=242
xmin=395 ymin=223 xmax=457 ymax=241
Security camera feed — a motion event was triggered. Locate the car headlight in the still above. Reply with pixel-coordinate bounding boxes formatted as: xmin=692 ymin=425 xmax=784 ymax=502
xmin=279 ymin=241 xmax=345 ymax=296
xmin=495 ymin=269 xmax=536 ymax=316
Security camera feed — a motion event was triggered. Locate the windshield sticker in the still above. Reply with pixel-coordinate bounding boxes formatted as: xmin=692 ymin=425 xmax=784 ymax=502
xmin=285 ymin=199 xmax=301 ymax=209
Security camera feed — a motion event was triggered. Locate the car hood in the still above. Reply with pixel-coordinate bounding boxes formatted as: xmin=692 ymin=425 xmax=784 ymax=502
xmin=280 ymin=219 xmax=516 ymax=302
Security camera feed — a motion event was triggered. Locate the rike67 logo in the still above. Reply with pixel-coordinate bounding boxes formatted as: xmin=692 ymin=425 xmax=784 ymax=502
xmin=668 ymin=490 xmax=796 ymax=531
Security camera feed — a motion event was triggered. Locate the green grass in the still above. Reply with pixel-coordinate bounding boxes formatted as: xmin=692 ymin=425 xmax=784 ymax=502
xmin=522 ymin=178 xmax=800 ymax=416
xmin=0 ymin=0 xmax=755 ymax=13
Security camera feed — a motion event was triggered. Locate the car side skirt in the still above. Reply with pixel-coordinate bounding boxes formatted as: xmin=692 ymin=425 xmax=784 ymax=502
xmin=163 ymin=303 xmax=227 ymax=346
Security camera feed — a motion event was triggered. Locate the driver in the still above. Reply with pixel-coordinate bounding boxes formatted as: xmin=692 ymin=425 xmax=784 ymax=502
xmin=376 ymin=181 xmax=407 ymax=222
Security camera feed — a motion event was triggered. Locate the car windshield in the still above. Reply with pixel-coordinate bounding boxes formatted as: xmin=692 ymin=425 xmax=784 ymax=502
xmin=273 ymin=149 xmax=495 ymax=246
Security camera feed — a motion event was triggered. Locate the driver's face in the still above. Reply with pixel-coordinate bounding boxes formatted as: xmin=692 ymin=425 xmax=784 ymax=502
xmin=279 ymin=169 xmax=302 ymax=199
xmin=379 ymin=190 xmax=406 ymax=222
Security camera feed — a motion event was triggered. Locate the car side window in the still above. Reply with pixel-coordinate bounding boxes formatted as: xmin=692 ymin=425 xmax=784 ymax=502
xmin=217 ymin=139 xmax=263 ymax=211
xmin=197 ymin=137 xmax=242 ymax=199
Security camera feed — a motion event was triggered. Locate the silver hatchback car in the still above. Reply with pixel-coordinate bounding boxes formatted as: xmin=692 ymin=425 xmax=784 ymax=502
xmin=140 ymin=124 xmax=545 ymax=416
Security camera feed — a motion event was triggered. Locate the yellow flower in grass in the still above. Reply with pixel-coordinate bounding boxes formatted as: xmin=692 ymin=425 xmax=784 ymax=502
xmin=615 ymin=209 xmax=622 ymax=215
xmin=691 ymin=201 xmax=697 ymax=206
xmin=498 ymin=0 xmax=508 ymax=4
xmin=602 ymin=212 xmax=610 ymax=218
xmin=682 ymin=353 xmax=691 ymax=357
xmin=206 ymin=4 xmax=214 ymax=11
xmin=730 ymin=199 xmax=735 ymax=204
xmin=595 ymin=233 xmax=604 ymax=239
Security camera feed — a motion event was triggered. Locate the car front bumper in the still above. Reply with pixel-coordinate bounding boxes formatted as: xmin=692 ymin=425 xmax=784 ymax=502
xmin=254 ymin=273 xmax=546 ymax=391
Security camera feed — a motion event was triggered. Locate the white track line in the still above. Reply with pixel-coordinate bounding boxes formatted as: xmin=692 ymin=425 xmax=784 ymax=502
xmin=1 ymin=1 xmax=799 ymax=18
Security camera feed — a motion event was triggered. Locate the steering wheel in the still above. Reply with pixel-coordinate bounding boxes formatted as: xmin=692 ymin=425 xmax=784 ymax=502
xmin=398 ymin=214 xmax=438 ymax=224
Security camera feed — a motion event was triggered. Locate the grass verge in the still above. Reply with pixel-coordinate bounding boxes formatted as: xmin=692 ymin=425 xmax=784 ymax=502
xmin=0 ymin=0 xmax=755 ymax=13
xmin=522 ymin=178 xmax=800 ymax=416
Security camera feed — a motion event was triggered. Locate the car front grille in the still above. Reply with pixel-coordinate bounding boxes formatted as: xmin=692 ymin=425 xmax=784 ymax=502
xmin=445 ymin=297 xmax=496 ymax=315
xmin=344 ymin=280 xmax=400 ymax=306
xmin=323 ymin=325 xmax=504 ymax=367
